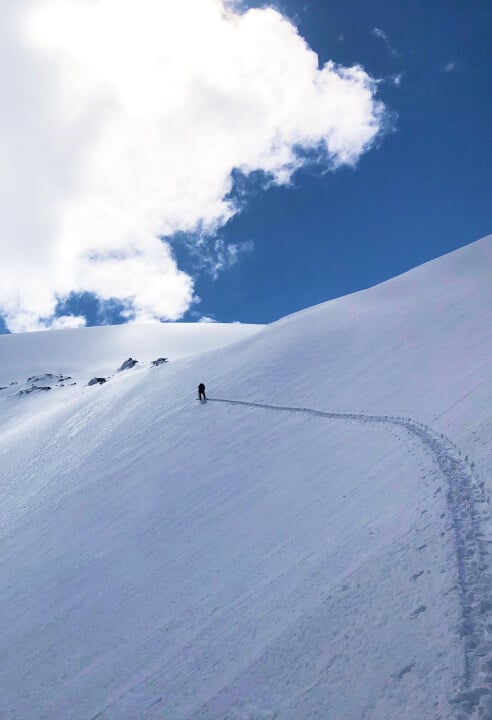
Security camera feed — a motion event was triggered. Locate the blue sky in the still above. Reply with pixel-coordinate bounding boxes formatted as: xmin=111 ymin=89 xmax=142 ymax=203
xmin=184 ymin=0 xmax=491 ymax=323
xmin=0 ymin=0 xmax=490 ymax=332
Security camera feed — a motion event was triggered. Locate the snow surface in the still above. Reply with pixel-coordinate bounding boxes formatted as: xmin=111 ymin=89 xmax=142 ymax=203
xmin=0 ymin=236 xmax=491 ymax=719
xmin=0 ymin=321 xmax=264 ymax=385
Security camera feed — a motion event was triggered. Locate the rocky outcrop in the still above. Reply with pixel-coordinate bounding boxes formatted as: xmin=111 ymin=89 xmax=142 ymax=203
xmin=117 ymin=358 xmax=138 ymax=372
xmin=18 ymin=385 xmax=52 ymax=396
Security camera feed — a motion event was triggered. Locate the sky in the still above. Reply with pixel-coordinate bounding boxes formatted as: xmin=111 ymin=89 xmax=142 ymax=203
xmin=0 ymin=0 xmax=490 ymax=333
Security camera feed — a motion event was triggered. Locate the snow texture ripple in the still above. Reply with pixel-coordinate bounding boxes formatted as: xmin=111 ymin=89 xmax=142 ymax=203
xmin=210 ymin=398 xmax=492 ymax=717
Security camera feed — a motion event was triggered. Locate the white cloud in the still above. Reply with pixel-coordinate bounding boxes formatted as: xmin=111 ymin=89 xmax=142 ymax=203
xmin=186 ymin=235 xmax=254 ymax=279
xmin=442 ymin=61 xmax=458 ymax=73
xmin=49 ymin=315 xmax=87 ymax=331
xmin=372 ymin=27 xmax=399 ymax=57
xmin=1 ymin=0 xmax=388 ymax=332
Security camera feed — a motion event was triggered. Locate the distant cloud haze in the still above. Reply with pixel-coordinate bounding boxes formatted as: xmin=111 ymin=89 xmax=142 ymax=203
xmin=442 ymin=61 xmax=458 ymax=73
xmin=1 ymin=0 xmax=388 ymax=332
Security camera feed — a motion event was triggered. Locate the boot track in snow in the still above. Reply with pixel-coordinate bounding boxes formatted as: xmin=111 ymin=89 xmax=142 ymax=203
xmin=209 ymin=398 xmax=492 ymax=717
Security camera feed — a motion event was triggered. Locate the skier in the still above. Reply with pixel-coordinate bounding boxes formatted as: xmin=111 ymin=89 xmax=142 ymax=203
xmin=198 ymin=382 xmax=206 ymax=401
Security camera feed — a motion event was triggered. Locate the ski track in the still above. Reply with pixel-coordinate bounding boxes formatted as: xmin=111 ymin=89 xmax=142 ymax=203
xmin=209 ymin=397 xmax=492 ymax=717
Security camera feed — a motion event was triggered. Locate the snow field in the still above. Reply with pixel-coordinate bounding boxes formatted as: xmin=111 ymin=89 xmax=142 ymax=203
xmin=0 ymin=235 xmax=491 ymax=718
xmin=0 ymin=388 xmax=463 ymax=718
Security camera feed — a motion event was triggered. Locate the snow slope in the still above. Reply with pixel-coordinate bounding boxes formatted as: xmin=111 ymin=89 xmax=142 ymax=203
xmin=0 ymin=321 xmax=264 ymax=385
xmin=0 ymin=236 xmax=491 ymax=719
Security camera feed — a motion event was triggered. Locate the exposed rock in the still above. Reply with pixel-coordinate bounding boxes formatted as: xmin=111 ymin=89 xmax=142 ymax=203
xmin=27 ymin=374 xmax=71 ymax=384
xmin=117 ymin=358 xmax=138 ymax=372
xmin=18 ymin=385 xmax=52 ymax=396
xmin=151 ymin=357 xmax=168 ymax=366
xmin=88 ymin=377 xmax=107 ymax=386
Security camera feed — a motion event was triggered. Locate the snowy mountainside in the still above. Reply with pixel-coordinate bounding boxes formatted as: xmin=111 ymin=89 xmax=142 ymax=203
xmin=0 ymin=236 xmax=491 ymax=720
xmin=0 ymin=321 xmax=264 ymax=386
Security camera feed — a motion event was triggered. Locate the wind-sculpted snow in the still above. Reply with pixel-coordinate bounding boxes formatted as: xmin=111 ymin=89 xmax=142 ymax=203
xmin=210 ymin=398 xmax=492 ymax=715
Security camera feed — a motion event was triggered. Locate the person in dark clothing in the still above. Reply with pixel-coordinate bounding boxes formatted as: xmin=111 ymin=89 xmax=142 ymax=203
xmin=198 ymin=383 xmax=206 ymax=401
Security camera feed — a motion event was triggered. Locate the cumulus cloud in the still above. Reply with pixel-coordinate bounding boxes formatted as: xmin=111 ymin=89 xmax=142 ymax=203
xmin=1 ymin=0 xmax=388 ymax=332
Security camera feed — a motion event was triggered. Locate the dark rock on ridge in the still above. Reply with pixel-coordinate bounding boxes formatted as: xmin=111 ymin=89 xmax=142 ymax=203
xmin=118 ymin=358 xmax=138 ymax=372
xmin=18 ymin=386 xmax=52 ymax=396
xmin=88 ymin=377 xmax=107 ymax=386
